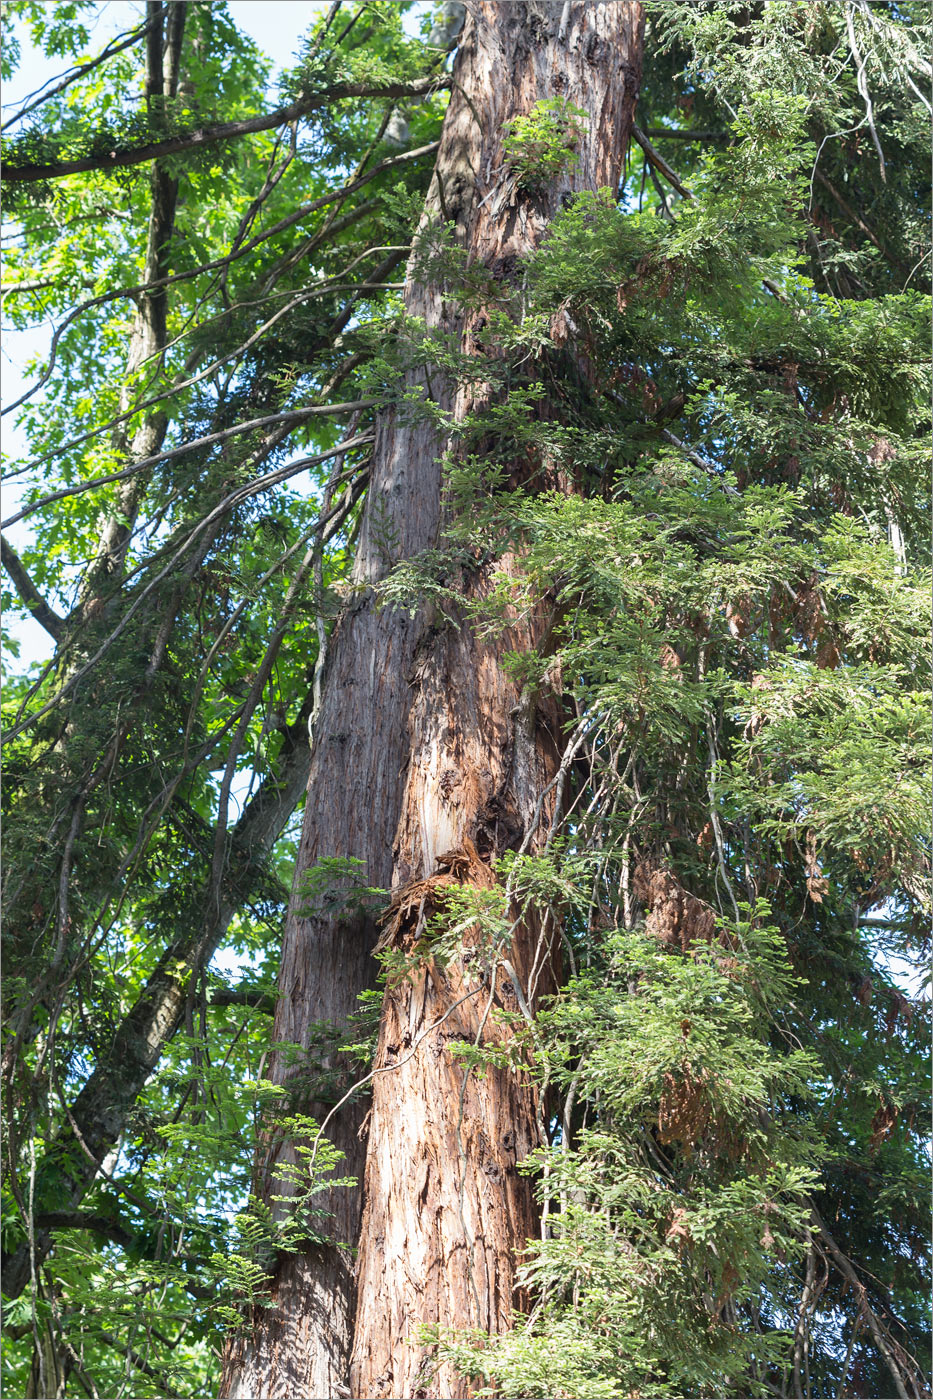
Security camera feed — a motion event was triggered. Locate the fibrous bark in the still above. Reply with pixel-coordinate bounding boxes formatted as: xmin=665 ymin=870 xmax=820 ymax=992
xmin=220 ymin=6 xmax=643 ymax=1397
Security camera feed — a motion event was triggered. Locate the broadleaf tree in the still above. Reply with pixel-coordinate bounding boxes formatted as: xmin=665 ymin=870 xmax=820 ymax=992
xmin=1 ymin=2 xmax=929 ymax=1398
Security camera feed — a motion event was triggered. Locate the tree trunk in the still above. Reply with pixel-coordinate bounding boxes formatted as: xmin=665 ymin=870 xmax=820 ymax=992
xmin=348 ymin=11 xmax=643 ymax=1395
xmin=0 ymin=724 xmax=311 ymax=1304
xmin=217 ymin=176 xmax=453 ymax=1400
xmin=220 ymin=5 xmax=642 ymax=1397
xmin=347 ymin=587 xmax=565 ymax=1400
xmin=81 ymin=0 xmax=186 ymax=606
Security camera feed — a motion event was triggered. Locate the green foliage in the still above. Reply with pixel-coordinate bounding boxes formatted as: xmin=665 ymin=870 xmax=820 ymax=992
xmin=1 ymin=2 xmax=442 ymax=1393
xmin=203 ymin=1104 xmax=355 ymax=1327
xmin=502 ymin=97 xmax=586 ymax=191
xmin=429 ymin=910 xmax=826 ymax=1397
xmin=296 ymin=855 xmax=387 ymax=924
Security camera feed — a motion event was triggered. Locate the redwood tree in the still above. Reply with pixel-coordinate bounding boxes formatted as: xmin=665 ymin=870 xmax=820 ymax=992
xmin=221 ymin=6 xmax=644 ymax=1395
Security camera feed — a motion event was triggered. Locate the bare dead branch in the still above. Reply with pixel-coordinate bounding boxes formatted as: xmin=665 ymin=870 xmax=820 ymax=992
xmin=631 ymin=124 xmax=694 ymax=200
xmin=844 ymin=2 xmax=887 ymax=182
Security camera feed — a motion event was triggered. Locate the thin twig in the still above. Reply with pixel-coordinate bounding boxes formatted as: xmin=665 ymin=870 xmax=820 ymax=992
xmin=1 ymin=142 xmax=435 ymax=420
xmin=2 ymin=401 xmax=377 ymax=531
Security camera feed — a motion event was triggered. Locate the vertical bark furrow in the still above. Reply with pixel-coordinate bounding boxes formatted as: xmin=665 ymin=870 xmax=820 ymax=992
xmin=347 ymin=579 xmax=563 ymax=1399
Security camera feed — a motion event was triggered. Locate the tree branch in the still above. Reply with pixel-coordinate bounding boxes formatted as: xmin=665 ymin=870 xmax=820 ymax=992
xmin=660 ymin=429 xmax=740 ymax=498
xmin=0 ymin=535 xmax=64 ymax=639
xmin=3 ymin=432 xmax=373 ymax=746
xmin=632 ymin=124 xmax=694 ymax=200
xmin=5 ymin=245 xmax=402 ymax=480
xmin=812 ymin=167 xmax=908 ymax=275
xmin=2 ymin=141 xmax=435 ymax=420
xmin=812 ymin=1207 xmax=919 ymax=1400
xmin=0 ymin=722 xmax=315 ymax=1302
xmin=1 ymin=76 xmax=450 ymax=184
xmin=643 ymin=127 xmax=724 ymax=141
xmin=209 ymin=986 xmax=277 ymax=1015
xmin=92 ymin=1330 xmax=171 ymax=1386
xmin=34 ymin=1211 xmax=135 ymax=1250
xmin=2 ymin=400 xmax=378 ymax=531
xmin=0 ymin=15 xmax=155 ymax=132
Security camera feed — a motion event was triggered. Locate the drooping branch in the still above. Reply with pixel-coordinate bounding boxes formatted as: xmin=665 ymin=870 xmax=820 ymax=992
xmin=0 ymin=536 xmax=64 ymax=640
xmin=0 ymin=718 xmax=315 ymax=1303
xmin=812 ymin=167 xmax=908 ymax=275
xmin=812 ymin=1207 xmax=921 ymax=1400
xmin=0 ymin=75 xmax=451 ymax=184
xmin=2 ymin=400 xmax=378 ymax=531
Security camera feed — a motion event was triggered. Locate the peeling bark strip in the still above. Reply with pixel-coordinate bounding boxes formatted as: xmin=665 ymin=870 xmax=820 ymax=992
xmin=219 ymin=5 xmax=643 ymax=1397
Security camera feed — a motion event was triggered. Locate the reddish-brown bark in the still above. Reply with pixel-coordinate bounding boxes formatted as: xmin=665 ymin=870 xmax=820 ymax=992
xmin=347 ymin=593 xmax=564 ymax=1400
xmin=220 ymin=5 xmax=642 ymax=1397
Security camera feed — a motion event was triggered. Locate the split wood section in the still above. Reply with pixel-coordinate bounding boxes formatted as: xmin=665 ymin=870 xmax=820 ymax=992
xmin=220 ymin=5 xmax=643 ymax=1397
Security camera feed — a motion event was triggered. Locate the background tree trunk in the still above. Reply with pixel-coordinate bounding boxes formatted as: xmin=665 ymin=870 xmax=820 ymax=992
xmin=220 ymin=5 xmax=642 ymax=1397
xmin=81 ymin=0 xmax=186 ymax=606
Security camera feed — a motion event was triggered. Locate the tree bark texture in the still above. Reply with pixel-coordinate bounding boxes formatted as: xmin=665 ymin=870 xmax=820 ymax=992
xmin=220 ymin=5 xmax=643 ymax=1397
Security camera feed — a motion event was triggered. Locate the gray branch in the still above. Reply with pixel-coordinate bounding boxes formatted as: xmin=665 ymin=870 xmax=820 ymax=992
xmin=0 ymin=535 xmax=64 ymax=640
